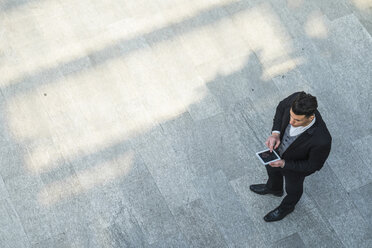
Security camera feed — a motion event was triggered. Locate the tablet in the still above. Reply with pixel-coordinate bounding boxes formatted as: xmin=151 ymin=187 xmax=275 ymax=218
xmin=256 ymin=149 xmax=281 ymax=165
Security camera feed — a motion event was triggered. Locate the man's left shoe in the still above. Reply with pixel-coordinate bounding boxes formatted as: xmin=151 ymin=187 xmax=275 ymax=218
xmin=263 ymin=206 xmax=294 ymax=222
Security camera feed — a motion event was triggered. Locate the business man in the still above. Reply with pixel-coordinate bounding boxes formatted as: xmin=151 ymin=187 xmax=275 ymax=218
xmin=250 ymin=92 xmax=332 ymax=222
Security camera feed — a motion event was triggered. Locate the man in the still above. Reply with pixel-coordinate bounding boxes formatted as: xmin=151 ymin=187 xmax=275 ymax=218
xmin=250 ymin=92 xmax=332 ymax=222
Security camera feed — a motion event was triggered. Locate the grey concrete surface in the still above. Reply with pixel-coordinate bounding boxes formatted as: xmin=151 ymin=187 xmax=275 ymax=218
xmin=1 ymin=0 xmax=372 ymax=247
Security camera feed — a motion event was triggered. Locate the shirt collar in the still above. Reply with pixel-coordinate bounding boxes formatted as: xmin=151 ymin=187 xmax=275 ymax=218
xmin=289 ymin=116 xmax=316 ymax=136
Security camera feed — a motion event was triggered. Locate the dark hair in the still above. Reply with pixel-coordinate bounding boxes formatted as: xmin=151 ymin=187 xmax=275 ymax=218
xmin=291 ymin=92 xmax=318 ymax=117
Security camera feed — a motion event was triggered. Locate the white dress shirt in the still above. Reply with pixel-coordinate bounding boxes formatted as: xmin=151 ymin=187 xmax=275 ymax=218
xmin=272 ymin=116 xmax=316 ymax=137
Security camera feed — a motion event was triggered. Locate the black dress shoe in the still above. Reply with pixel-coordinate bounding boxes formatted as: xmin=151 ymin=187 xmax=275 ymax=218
xmin=264 ymin=206 xmax=294 ymax=222
xmin=249 ymin=184 xmax=283 ymax=197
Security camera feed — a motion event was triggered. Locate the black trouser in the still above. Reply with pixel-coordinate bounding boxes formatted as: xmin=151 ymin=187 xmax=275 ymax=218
xmin=265 ymin=164 xmax=305 ymax=210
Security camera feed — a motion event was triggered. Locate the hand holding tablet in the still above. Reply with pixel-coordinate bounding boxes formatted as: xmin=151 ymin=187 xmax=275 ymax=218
xmin=256 ymin=149 xmax=281 ymax=165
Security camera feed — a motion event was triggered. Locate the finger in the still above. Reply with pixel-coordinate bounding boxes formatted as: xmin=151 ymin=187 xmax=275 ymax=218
xmin=272 ymin=141 xmax=276 ymax=151
xmin=274 ymin=141 xmax=280 ymax=149
xmin=269 ymin=141 xmax=274 ymax=152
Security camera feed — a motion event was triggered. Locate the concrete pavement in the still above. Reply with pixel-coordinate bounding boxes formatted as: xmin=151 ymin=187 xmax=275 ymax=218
xmin=1 ymin=0 xmax=372 ymax=247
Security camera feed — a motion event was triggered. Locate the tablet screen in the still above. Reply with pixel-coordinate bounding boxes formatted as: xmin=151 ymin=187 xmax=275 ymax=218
xmin=258 ymin=150 xmax=279 ymax=163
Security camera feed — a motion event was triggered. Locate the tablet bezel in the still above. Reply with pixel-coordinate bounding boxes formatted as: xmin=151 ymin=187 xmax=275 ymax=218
xmin=255 ymin=149 xmax=281 ymax=165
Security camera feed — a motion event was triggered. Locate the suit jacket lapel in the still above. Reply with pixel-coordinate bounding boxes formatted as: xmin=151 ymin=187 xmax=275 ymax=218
xmin=286 ymin=131 xmax=310 ymax=152
xmin=280 ymin=108 xmax=291 ymax=140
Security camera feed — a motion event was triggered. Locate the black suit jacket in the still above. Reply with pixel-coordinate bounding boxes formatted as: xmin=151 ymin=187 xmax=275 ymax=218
xmin=272 ymin=92 xmax=332 ymax=176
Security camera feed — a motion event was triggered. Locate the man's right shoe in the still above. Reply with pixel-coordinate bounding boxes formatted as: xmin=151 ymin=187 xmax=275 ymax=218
xmin=249 ymin=184 xmax=283 ymax=197
xmin=264 ymin=206 xmax=294 ymax=222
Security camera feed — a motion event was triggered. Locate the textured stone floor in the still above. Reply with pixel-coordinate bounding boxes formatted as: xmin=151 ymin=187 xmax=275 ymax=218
xmin=1 ymin=0 xmax=372 ymax=247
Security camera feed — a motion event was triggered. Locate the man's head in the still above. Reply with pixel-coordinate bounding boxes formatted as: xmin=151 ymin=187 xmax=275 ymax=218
xmin=290 ymin=92 xmax=317 ymax=127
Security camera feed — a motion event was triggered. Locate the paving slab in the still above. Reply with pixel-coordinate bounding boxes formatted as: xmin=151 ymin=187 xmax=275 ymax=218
xmin=349 ymin=182 xmax=372 ymax=227
xmin=226 ymin=97 xmax=278 ymax=153
xmin=4 ymin=174 xmax=54 ymax=245
xmin=0 ymin=143 xmax=29 ymax=181
xmin=31 ymin=233 xmax=70 ymax=248
xmin=0 ymin=177 xmax=29 ymax=248
xmin=148 ymin=232 xmax=189 ymax=248
xmin=305 ymin=163 xmax=355 ymax=220
xmin=349 ymin=2 xmax=372 ymax=36
xmin=329 ymin=208 xmax=372 ymax=248
xmin=326 ymin=136 xmax=372 ymax=192
xmin=269 ymin=0 xmax=325 ymax=41
xmin=311 ymin=0 xmax=353 ymax=21
xmin=290 ymin=207 xmax=344 ymax=248
xmin=2 ymin=0 xmax=372 ymax=247
xmin=354 ymin=134 xmax=372 ymax=155
xmin=173 ymin=199 xmax=228 ymax=248
xmin=271 ymin=233 xmax=306 ymax=248
xmin=102 ymin=207 xmax=148 ymax=248
xmin=193 ymin=170 xmax=265 ymax=247
xmin=119 ymin=158 xmax=179 ymax=245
